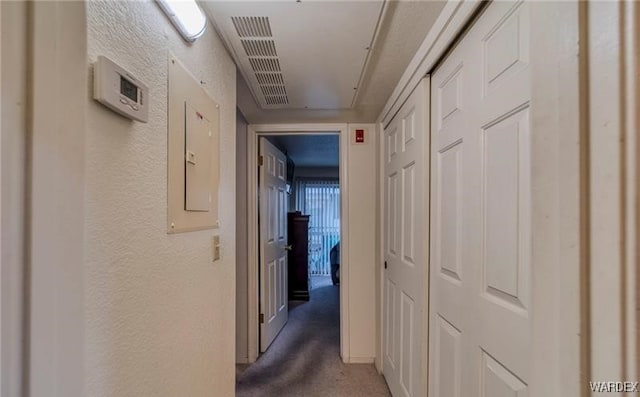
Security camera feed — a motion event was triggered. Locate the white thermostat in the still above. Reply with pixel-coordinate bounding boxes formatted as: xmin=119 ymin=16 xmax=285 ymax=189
xmin=93 ymin=55 xmax=149 ymax=123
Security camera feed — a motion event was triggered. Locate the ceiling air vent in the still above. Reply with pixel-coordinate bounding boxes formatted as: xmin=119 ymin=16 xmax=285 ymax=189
xmin=232 ymin=16 xmax=272 ymax=38
xmin=231 ymin=15 xmax=288 ymax=106
xmin=241 ymin=40 xmax=278 ymax=57
xmin=255 ymin=73 xmax=285 ymax=85
xmin=264 ymin=95 xmax=289 ymax=105
xmin=260 ymin=85 xmax=287 ymax=97
xmin=249 ymin=58 xmax=281 ymax=73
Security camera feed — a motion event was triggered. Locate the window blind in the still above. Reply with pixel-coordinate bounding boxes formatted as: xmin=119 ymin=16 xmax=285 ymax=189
xmin=293 ymin=178 xmax=340 ymax=276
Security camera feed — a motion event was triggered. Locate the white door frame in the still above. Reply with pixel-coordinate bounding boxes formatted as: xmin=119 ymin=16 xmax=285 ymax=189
xmin=23 ymin=2 xmax=86 ymax=396
xmin=587 ymin=0 xmax=639 ymax=387
xmin=246 ymin=123 xmax=349 ymax=363
xmin=0 ymin=3 xmax=4 ymax=391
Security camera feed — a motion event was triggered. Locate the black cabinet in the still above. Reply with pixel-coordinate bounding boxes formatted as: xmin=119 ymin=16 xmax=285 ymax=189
xmin=287 ymin=211 xmax=310 ymax=301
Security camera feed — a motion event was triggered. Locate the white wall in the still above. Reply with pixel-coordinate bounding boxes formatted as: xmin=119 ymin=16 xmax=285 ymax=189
xmin=1 ymin=2 xmax=26 ymax=396
xmin=345 ymin=123 xmax=377 ymax=361
xmin=236 ymin=108 xmax=249 ymax=363
xmin=86 ymin=1 xmax=236 ymax=396
xmin=29 ymin=2 xmax=87 ymax=395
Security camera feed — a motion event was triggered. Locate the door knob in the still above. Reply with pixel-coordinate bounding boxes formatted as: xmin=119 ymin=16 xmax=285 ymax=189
xmin=284 ymin=245 xmax=293 ymax=251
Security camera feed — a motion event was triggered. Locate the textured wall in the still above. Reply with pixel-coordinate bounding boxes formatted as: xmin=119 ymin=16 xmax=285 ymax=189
xmin=86 ymin=1 xmax=236 ymax=396
xmin=235 ymin=108 xmax=248 ymax=362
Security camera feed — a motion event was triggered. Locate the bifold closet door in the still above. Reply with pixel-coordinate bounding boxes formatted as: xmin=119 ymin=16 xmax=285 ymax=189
xmin=429 ymin=2 xmax=532 ymax=396
xmin=383 ymin=78 xmax=429 ymax=397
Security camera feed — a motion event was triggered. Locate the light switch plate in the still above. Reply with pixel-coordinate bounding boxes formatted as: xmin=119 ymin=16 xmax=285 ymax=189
xmin=212 ymin=235 xmax=221 ymax=261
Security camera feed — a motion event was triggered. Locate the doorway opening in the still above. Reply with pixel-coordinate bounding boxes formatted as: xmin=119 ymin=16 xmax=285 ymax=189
xmin=237 ymin=126 xmax=383 ymax=395
xmin=259 ymin=133 xmax=341 ymax=349
xmin=283 ymin=137 xmax=341 ymax=291
xmin=244 ymin=123 xmax=351 ymax=365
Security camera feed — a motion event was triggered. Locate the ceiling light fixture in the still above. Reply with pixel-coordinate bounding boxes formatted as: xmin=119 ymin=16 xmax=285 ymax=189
xmin=156 ymin=0 xmax=207 ymax=42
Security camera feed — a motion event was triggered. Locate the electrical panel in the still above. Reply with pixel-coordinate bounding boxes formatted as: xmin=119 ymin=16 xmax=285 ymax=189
xmin=167 ymin=55 xmax=220 ymax=233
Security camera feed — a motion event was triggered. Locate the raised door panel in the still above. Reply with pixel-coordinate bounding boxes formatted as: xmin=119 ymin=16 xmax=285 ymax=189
xmin=400 ymin=291 xmax=416 ymax=396
xmin=401 ymin=162 xmax=416 ymax=266
xmin=434 ymin=315 xmax=462 ymax=397
xmin=437 ymin=142 xmax=463 ymax=283
xmin=481 ymin=352 xmax=527 ymax=397
xmin=385 ymin=279 xmax=398 ymax=370
xmin=267 ymin=259 xmax=277 ymax=323
xmin=481 ymin=108 xmax=530 ymax=312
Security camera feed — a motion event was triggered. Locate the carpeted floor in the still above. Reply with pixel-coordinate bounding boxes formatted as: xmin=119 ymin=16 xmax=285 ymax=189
xmin=236 ymin=276 xmax=391 ymax=397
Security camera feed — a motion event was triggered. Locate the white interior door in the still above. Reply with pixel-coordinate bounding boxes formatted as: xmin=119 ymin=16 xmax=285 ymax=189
xmin=429 ymin=2 xmax=531 ymax=396
xmin=383 ymin=78 xmax=429 ymax=397
xmin=259 ymin=138 xmax=288 ymax=352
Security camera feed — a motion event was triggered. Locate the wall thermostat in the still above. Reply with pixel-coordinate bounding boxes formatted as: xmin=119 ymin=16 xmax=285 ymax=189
xmin=93 ymin=55 xmax=149 ymax=123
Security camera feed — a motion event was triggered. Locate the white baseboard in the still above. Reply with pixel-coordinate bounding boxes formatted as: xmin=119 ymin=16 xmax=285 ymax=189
xmin=344 ymin=356 xmax=375 ymax=364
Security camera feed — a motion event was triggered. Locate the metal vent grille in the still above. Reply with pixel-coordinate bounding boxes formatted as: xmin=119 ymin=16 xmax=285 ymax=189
xmin=260 ymin=85 xmax=287 ymax=97
xmin=232 ymin=16 xmax=288 ymax=106
xmin=241 ymin=40 xmax=277 ymax=57
xmin=264 ymin=95 xmax=289 ymax=105
xmin=249 ymin=58 xmax=281 ymax=73
xmin=232 ymin=16 xmax=272 ymax=38
xmin=256 ymin=73 xmax=285 ymax=85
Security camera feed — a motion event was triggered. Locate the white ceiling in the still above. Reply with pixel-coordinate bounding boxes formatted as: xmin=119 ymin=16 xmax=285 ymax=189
xmin=202 ymin=0 xmax=446 ymax=124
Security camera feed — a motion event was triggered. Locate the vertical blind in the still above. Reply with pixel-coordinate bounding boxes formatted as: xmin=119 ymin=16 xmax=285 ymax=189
xmin=293 ymin=179 xmax=340 ymax=276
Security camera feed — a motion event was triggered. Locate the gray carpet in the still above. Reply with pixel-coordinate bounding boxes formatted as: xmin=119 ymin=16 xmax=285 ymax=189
xmin=236 ymin=277 xmax=391 ymax=397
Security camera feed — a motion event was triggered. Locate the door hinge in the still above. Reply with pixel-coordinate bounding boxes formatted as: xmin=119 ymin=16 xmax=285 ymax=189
xmin=259 ymin=313 xmax=264 ymax=324
xmin=258 ymin=156 xmax=264 ymax=166
xmin=384 ymin=261 xmax=388 ymax=269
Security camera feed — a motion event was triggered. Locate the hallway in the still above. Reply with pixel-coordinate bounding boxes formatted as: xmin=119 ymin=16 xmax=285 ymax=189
xmin=4 ymin=1 xmax=634 ymax=396
xmin=236 ymin=277 xmax=390 ymax=397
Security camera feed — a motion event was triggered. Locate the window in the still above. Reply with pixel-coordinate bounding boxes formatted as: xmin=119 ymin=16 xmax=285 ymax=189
xmin=293 ymin=179 xmax=340 ymax=276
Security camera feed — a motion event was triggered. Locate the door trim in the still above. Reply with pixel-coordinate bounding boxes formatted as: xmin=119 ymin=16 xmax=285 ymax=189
xmin=27 ymin=2 xmax=87 ymax=396
xmin=586 ymin=0 xmax=639 ymax=386
xmin=246 ymin=123 xmax=349 ymax=363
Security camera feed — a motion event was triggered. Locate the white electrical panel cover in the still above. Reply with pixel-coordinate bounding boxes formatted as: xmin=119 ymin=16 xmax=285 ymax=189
xmin=185 ymin=103 xmax=212 ymax=211
xmin=167 ymin=55 xmax=220 ymax=233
